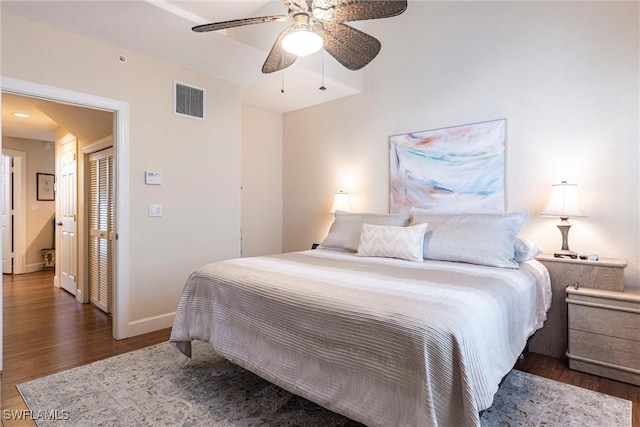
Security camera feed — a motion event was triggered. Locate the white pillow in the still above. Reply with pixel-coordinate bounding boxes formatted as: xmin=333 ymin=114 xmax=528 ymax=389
xmin=357 ymin=223 xmax=428 ymax=262
xmin=514 ymin=237 xmax=542 ymax=262
xmin=410 ymin=210 xmax=528 ymax=268
xmin=320 ymin=211 xmax=411 ymax=252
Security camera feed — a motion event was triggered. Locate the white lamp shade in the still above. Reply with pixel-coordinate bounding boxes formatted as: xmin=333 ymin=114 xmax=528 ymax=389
xmin=282 ymin=30 xmax=323 ymax=57
xmin=330 ymin=191 xmax=350 ymax=213
xmin=541 ymin=182 xmax=586 ymax=218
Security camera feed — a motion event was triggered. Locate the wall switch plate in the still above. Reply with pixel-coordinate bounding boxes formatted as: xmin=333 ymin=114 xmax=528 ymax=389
xmin=145 ymin=171 xmax=162 ymax=185
xmin=149 ymin=204 xmax=162 ymax=217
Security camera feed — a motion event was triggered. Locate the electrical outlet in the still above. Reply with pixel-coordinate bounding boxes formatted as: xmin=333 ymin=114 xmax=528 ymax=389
xmin=149 ymin=204 xmax=162 ymax=217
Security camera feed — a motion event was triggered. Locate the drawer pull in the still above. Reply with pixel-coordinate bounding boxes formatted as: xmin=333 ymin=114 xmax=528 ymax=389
xmin=565 ymin=298 xmax=640 ymax=314
xmin=566 ymin=352 xmax=640 ymax=376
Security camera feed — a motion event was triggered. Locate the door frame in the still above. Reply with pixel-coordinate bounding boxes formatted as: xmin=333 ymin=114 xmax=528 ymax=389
xmin=1 ymin=76 xmax=130 ymax=341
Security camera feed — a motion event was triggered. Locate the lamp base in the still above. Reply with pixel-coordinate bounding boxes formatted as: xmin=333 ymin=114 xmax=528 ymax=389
xmin=554 ymin=219 xmax=577 ymax=259
xmin=554 ymin=249 xmax=578 ymax=259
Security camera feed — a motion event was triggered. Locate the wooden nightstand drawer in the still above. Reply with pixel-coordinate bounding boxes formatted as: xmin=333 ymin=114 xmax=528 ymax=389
xmin=569 ymin=304 xmax=640 ymax=340
xmin=536 ymin=254 xmax=626 ymax=291
xmin=566 ymin=286 xmax=640 ymax=386
xmin=568 ymin=329 xmax=640 ymax=371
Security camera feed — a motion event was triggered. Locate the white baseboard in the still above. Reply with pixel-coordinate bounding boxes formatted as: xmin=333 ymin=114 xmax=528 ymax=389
xmin=127 ymin=312 xmax=175 ymax=338
xmin=25 ymin=262 xmax=45 ymax=273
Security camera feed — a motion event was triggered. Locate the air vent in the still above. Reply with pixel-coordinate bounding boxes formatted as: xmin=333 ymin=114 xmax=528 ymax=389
xmin=174 ymin=81 xmax=205 ymax=120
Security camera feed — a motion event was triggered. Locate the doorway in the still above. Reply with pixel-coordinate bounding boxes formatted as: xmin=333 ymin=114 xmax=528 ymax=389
xmin=2 ymin=100 xmax=113 ymax=309
xmin=1 ymin=77 xmax=131 ymax=373
xmin=2 ymin=101 xmax=114 ymax=311
xmin=1 ymin=149 xmax=27 ymax=276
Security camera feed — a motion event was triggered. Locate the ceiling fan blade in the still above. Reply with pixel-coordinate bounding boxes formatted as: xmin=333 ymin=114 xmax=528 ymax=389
xmin=262 ymin=27 xmax=298 ymax=73
xmin=315 ymin=0 xmax=407 ymax=23
xmin=192 ymin=15 xmax=287 ymax=32
xmin=320 ymin=22 xmax=381 ymax=70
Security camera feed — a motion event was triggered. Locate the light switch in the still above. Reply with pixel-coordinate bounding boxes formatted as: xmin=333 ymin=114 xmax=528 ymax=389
xmin=149 ymin=204 xmax=162 ymax=217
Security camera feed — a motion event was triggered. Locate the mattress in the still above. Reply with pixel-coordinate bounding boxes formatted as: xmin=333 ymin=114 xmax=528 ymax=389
xmin=170 ymin=248 xmax=551 ymax=427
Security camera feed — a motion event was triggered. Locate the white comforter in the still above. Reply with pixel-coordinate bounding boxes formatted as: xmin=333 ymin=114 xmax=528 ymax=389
xmin=170 ymin=249 xmax=551 ymax=427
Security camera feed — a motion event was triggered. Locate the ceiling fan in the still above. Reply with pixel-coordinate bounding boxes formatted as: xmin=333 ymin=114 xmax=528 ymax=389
xmin=193 ymin=0 xmax=408 ymax=74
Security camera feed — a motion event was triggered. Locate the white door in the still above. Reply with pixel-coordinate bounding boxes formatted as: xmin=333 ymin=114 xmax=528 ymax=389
xmin=1 ymin=155 xmax=13 ymax=274
xmin=89 ymin=148 xmax=114 ymax=313
xmin=56 ymin=136 xmax=78 ymax=296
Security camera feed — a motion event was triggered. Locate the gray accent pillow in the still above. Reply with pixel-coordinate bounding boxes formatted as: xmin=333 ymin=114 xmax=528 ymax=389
xmin=320 ymin=211 xmax=411 ymax=252
xmin=410 ymin=210 xmax=528 ymax=268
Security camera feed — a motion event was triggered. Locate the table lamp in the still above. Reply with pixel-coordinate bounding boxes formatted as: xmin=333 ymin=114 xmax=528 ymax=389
xmin=540 ymin=181 xmax=586 ymax=259
xmin=330 ymin=191 xmax=350 ymax=213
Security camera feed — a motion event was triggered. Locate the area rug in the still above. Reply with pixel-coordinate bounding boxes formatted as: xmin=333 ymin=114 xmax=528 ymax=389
xmin=18 ymin=341 xmax=632 ymax=427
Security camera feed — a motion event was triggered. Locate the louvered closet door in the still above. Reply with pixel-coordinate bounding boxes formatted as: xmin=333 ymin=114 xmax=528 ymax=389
xmin=89 ymin=148 xmax=114 ymax=314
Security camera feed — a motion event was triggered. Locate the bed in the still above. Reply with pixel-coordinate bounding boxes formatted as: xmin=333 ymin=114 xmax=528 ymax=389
xmin=171 ymin=210 xmax=551 ymax=427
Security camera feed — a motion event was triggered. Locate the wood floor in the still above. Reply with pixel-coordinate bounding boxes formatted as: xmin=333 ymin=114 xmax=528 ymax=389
xmin=1 ymin=271 xmax=639 ymax=426
xmin=1 ymin=270 xmax=170 ymax=426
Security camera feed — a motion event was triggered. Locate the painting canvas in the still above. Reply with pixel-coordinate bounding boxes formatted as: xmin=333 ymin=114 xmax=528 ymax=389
xmin=390 ymin=119 xmax=506 ymax=213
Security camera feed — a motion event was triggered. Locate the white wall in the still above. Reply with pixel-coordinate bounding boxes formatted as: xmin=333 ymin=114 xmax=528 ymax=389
xmin=283 ymin=2 xmax=640 ymax=289
xmin=2 ymin=13 xmax=242 ymax=335
xmin=241 ymin=105 xmax=283 ymax=257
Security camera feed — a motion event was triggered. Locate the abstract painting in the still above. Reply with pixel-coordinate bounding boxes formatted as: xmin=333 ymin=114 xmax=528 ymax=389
xmin=389 ymin=119 xmax=506 ymax=213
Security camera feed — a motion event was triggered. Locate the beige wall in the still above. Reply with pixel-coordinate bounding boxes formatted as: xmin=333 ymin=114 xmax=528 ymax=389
xmin=2 ymin=13 xmax=242 ymax=335
xmin=2 ymin=136 xmax=56 ymax=268
xmin=283 ymin=2 xmax=640 ymax=289
xmin=241 ymin=105 xmax=283 ymax=257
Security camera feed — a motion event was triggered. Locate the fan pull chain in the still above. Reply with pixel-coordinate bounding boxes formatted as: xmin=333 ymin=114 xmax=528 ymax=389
xmin=280 ymin=70 xmax=285 ymax=93
xmin=280 ymin=55 xmax=285 ymax=93
xmin=319 ymin=52 xmax=326 ymax=91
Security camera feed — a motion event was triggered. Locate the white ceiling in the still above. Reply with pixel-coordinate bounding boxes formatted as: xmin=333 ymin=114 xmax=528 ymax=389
xmin=0 ymin=0 xmax=367 ymax=114
xmin=2 ymin=0 xmax=381 ymax=141
xmin=2 ymin=93 xmax=114 ymax=142
xmin=2 ymin=94 xmax=61 ymax=142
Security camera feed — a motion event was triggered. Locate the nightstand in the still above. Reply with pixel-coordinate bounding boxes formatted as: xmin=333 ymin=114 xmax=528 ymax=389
xmin=528 ymin=254 xmax=627 ymax=359
xmin=566 ymin=286 xmax=640 ymax=386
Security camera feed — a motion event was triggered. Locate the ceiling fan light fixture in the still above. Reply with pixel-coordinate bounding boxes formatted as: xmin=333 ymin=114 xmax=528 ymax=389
xmin=282 ymin=28 xmax=323 ymax=57
xmin=193 ymin=0 xmax=408 ymax=73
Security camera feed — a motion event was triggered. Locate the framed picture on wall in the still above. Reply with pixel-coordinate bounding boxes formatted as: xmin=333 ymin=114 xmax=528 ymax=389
xmin=389 ymin=119 xmax=506 ymax=214
xmin=37 ymin=173 xmax=55 ymax=201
